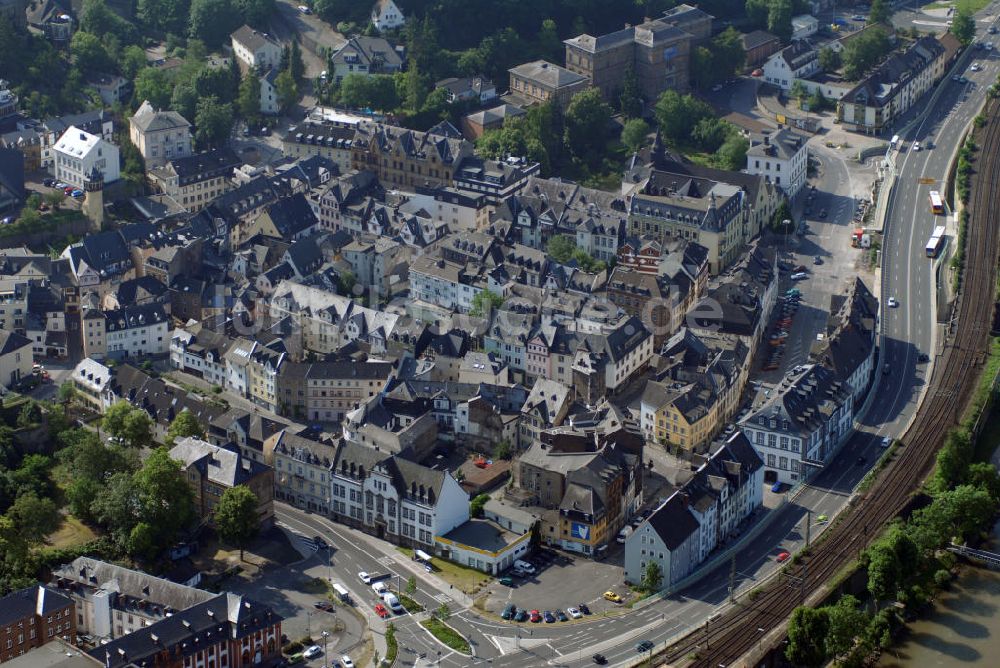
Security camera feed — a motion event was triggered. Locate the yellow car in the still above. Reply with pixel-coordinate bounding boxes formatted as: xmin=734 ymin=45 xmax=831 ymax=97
xmin=603 ymin=591 xmax=623 ymax=603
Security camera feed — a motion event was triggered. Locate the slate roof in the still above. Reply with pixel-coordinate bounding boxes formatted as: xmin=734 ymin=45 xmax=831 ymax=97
xmin=88 ymin=592 xmax=281 ymax=668
xmin=0 ymin=586 xmax=72 ymax=627
xmin=103 ymin=303 xmax=168 ymax=333
xmin=331 ymin=35 xmax=403 ymax=71
xmin=170 ymin=437 xmax=270 ymax=487
xmin=646 ymin=491 xmax=700 ymax=550
xmin=131 ymin=100 xmax=190 ymax=134
xmin=508 ymin=60 xmax=587 ymax=89
xmin=264 ymin=192 xmax=319 ymax=237
xmin=0 ymin=329 xmax=31 ymax=356
xmin=231 ymin=25 xmax=281 ymax=51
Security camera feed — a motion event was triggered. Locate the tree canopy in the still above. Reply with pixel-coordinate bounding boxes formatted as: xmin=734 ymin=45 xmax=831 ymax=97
xmin=215 ymin=486 xmax=260 ymax=559
xmin=165 ymin=410 xmax=206 ymax=448
xmin=951 ymin=7 xmax=976 ymax=46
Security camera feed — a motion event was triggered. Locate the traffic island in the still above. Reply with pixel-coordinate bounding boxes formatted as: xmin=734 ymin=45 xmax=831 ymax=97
xmin=419 ymin=617 xmax=472 ymax=654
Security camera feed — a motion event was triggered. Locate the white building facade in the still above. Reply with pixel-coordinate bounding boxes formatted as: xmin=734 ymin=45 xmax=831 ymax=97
xmin=53 ymin=126 xmax=120 ymax=189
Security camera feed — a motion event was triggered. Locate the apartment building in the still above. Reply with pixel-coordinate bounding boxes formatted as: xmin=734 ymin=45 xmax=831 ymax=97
xmin=49 ymin=558 xmax=215 ymax=642
xmin=231 ymin=25 xmax=282 ymax=72
xmin=265 ymin=429 xmax=338 ymax=514
xmin=128 ymin=100 xmax=192 ymax=169
xmin=52 ymin=126 xmax=119 ymax=189
xmin=169 ymin=437 xmax=275 ymax=529
xmin=745 ymin=127 xmax=809 ymax=199
xmin=350 ymin=121 xmax=474 ymax=189
xmin=147 ymin=147 xmax=239 ymax=212
xmin=739 ymin=364 xmax=854 ymax=485
xmin=623 ymin=432 xmax=763 ymax=587
xmin=0 ymin=586 xmax=75 ymax=663
xmin=102 ymin=303 xmax=169 ymax=360
xmin=507 ymin=60 xmax=589 ymax=109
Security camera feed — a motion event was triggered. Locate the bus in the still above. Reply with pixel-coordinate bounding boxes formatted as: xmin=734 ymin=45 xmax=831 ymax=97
xmin=929 ymin=190 xmax=944 ymax=215
xmin=926 ymin=225 xmax=946 ymax=258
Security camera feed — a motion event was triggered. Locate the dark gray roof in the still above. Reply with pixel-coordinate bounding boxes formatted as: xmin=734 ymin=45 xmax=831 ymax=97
xmin=165 ymin=147 xmax=239 ymax=184
xmin=51 ymin=557 xmax=215 ymax=613
xmin=646 ymin=492 xmax=700 ymax=550
xmin=0 ymin=329 xmax=31 ymax=356
xmin=231 ymin=25 xmax=280 ymax=51
xmin=169 ymin=437 xmax=271 ymax=487
xmin=0 ymin=586 xmax=73 ymax=627
xmin=264 ymin=192 xmax=318 ymax=237
xmin=508 ymin=60 xmax=587 ymax=89
xmin=88 ymin=592 xmax=281 ymax=668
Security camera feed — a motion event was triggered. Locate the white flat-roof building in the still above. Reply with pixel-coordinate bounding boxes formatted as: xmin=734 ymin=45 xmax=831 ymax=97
xmin=53 ymin=126 xmax=119 ymax=189
xmin=745 ymin=127 xmax=809 ymax=199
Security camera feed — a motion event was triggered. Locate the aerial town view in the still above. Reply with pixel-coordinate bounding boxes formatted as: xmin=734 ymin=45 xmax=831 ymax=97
xmin=2 ymin=0 xmax=1000 ymax=666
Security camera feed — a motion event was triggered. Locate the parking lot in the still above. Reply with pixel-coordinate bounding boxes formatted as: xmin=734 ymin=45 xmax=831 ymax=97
xmin=480 ymin=547 xmax=632 ymax=621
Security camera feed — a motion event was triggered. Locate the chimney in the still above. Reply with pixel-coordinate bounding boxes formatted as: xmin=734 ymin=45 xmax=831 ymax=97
xmin=763 ymin=134 xmax=770 ymax=146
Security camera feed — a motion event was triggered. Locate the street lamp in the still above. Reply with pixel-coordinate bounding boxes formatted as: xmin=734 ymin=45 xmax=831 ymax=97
xmin=321 ymin=631 xmax=330 ymax=668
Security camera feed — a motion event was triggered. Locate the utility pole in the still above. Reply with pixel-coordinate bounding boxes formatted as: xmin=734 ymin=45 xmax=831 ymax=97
xmin=728 ymin=553 xmax=737 ymax=603
xmin=805 ymin=509 xmax=812 ymax=548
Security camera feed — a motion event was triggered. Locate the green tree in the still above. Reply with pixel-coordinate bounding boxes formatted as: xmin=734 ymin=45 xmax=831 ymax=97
xmin=469 ymin=289 xmax=504 ymax=317
xmin=711 ymin=27 xmax=745 ymax=80
xmin=132 ymin=447 xmax=196 ymax=555
xmin=137 ymin=0 xmax=191 ymax=35
xmin=641 ymin=561 xmax=663 ymax=591
xmin=932 ymin=428 xmax=973 ymax=492
xmin=6 ymin=493 xmax=61 ymax=543
xmin=215 ymin=485 xmax=260 ymax=560
xmin=790 ymin=79 xmax=807 ymax=103
xmin=524 ymin=100 xmax=563 ymax=169
xmin=275 ymin=69 xmax=300 ymax=114
xmin=654 ymin=90 xmax=714 ymax=146
xmin=436 ymin=602 xmax=451 ymax=621
xmin=966 ymin=461 xmax=1000 ymax=502
xmin=786 ymin=606 xmax=829 ymax=668
xmin=692 ymin=117 xmax=728 ymax=151
xmin=564 ymin=88 xmax=612 ymax=165
xmin=546 ymin=234 xmax=578 ymax=263
xmin=619 ymin=65 xmax=643 ymax=119
xmin=767 ymin=0 xmax=794 ymax=41
xmin=869 ymin=0 xmax=890 ymax=24
xmin=121 ymin=45 xmax=148 ymax=81
xmin=171 ymin=80 xmax=200 ymax=122
xmin=690 ymin=46 xmax=715 ymax=89
xmin=195 ymin=95 xmax=235 ymax=148
xmin=237 ymin=72 xmax=262 ymax=121
xmin=536 ymin=19 xmax=562 ymax=62
xmin=842 ymin=27 xmax=892 ymax=80
xmin=492 ymin=440 xmax=512 ymax=460
xmin=824 ymin=595 xmax=868 ymax=660
xmin=818 ymin=47 xmax=841 ymax=72
xmin=745 ymin=0 xmax=770 ymax=30
xmin=234 ymin=0 xmax=274 ymax=28
xmin=338 ymin=74 xmax=400 ymax=110
xmin=194 ymin=66 xmax=237 ymax=105
xmin=622 ymin=118 xmax=649 ymax=153
xmin=165 ymin=409 xmax=206 ymax=448
xmin=289 ymin=40 xmax=305 ymax=82
xmin=70 ymin=32 xmax=113 ymax=73
xmin=951 ymin=7 xmax=976 ymax=46
xmin=102 ymin=402 xmax=153 ymax=449
xmin=189 ymin=0 xmax=240 ymax=48
xmin=405 ymin=575 xmax=417 ymax=596
xmin=134 ymin=67 xmax=173 ymax=109
xmin=16 ymin=401 xmax=40 ymax=429
xmin=470 ymin=493 xmax=490 ymax=518
xmin=866 ymin=542 xmax=900 ymax=603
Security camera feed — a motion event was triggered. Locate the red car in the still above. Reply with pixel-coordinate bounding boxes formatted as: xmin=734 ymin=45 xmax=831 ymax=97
xmin=374 ymin=603 xmax=389 ymax=619
xmin=530 ymin=609 xmax=542 ymax=623
xmin=776 ymin=551 xmax=791 ymax=563
xmin=63 ymin=186 xmax=74 ymax=195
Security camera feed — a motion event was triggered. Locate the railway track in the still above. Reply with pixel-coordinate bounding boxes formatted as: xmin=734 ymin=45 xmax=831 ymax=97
xmin=661 ymin=102 xmax=1000 ymax=668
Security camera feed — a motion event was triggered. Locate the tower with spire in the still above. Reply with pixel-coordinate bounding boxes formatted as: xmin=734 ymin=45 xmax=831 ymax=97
xmin=81 ymin=166 xmax=104 ymax=231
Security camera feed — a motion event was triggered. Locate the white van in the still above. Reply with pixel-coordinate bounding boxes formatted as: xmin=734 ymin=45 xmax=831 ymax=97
xmin=382 ymin=592 xmax=404 ymax=613
xmin=332 ymin=582 xmax=351 ymax=603
xmin=616 ymin=526 xmax=634 ymax=544
xmin=890 ymin=134 xmax=900 ymax=149
xmin=372 ymin=581 xmax=388 ymax=595
xmin=513 ymin=559 xmax=536 ymax=574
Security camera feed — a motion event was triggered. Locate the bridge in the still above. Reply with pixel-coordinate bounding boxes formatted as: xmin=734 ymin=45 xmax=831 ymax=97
xmin=948 ymin=543 xmax=1000 ymax=569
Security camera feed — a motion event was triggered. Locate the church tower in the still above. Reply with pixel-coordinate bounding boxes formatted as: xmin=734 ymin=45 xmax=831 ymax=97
xmin=81 ymin=166 xmax=104 ymax=231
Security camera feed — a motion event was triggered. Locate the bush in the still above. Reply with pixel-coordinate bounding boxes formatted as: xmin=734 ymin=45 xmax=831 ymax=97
xmin=933 ymin=568 xmax=952 ymax=587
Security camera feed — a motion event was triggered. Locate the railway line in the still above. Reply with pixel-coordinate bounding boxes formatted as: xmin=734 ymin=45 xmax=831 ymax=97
xmin=660 ymin=102 xmax=1000 ymax=668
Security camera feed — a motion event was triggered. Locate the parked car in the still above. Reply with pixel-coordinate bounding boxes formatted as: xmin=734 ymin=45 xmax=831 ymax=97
xmin=63 ymin=186 xmax=74 ymax=195
xmin=302 ymin=646 xmax=322 ymax=659
xmin=498 ymin=576 xmax=515 ymax=587
xmin=636 ymin=640 xmax=655 ymax=653
xmin=71 ymin=189 xmax=84 ymax=198
xmin=918 ymin=353 xmax=930 ymax=362
xmin=530 ymin=609 xmax=542 ymax=623
xmin=514 ymin=609 xmax=529 ymax=622
xmin=776 ymin=551 xmax=791 ymax=563
xmin=790 ymin=272 xmax=809 ymax=281
xmin=543 ymin=610 xmax=556 ymax=623
xmin=341 ymin=656 xmax=354 ymax=668
xmin=297 ymin=4 xmax=311 ymax=13
xmin=603 ymin=591 xmax=622 ymax=603
xmin=593 ymin=654 xmax=608 ymax=664
xmin=374 ymin=603 xmax=390 ymax=619
xmin=358 ymin=571 xmax=372 ymax=584
xmin=771 ymin=481 xmax=783 ymax=493
xmin=42 ymin=178 xmax=55 ymax=187
xmin=567 ymin=607 xmax=583 ymax=619
xmin=313 ymin=601 xmax=334 ymax=612
xmin=556 ymin=610 xmax=568 ymax=622
xmin=501 ymin=603 xmax=516 ymax=620
xmin=579 ymin=603 xmax=591 ymax=615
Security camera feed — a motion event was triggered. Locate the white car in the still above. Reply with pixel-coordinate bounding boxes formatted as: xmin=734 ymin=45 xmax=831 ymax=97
xmin=887 ymin=297 xmax=898 ymax=308
xmin=341 ymin=656 xmax=355 ymax=668
xmin=297 ymin=5 xmax=312 ymax=13
xmin=971 ymin=63 xmax=982 ymax=72
xmin=358 ymin=571 xmax=372 ymax=584
xmin=567 ymin=607 xmax=583 ymax=619
xmin=912 ymin=142 xmax=920 ymax=152
xmin=790 ymin=272 xmax=808 ymax=281
xmin=372 ymin=581 xmax=388 ymax=595
xmin=303 ymin=645 xmax=322 ymax=659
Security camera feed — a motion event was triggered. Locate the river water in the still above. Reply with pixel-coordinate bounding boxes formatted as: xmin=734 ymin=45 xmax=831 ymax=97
xmin=878 ymin=521 xmax=1000 ymax=668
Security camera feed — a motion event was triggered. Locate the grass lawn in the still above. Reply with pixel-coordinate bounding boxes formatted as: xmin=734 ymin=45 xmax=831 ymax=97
xmin=397 ymin=547 xmax=490 ymax=594
xmin=925 ymin=0 xmax=991 ymax=11
xmin=420 ymin=618 xmax=471 ymax=654
xmin=398 ymin=593 xmax=424 ymax=613
xmin=46 ymin=514 xmax=97 ymax=549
